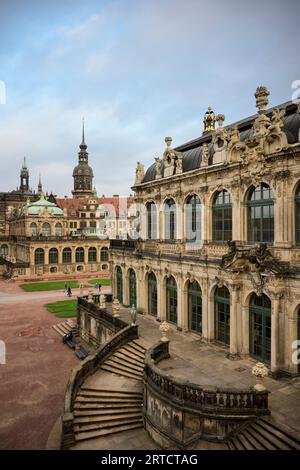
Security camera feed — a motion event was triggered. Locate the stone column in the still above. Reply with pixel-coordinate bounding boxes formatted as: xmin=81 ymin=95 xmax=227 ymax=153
xmin=201 ymin=279 xmax=209 ymax=340
xmin=207 ymin=283 xmax=215 ymax=341
xmin=158 ymin=203 xmax=164 ymax=240
xmin=288 ymin=316 xmax=298 ymax=375
xmin=182 ymin=281 xmax=189 ymax=331
xmin=157 ymin=272 xmax=165 ymax=321
xmin=177 ymin=201 xmax=183 ymax=240
xmin=123 ymin=269 xmax=129 ymax=306
xmin=176 ymin=276 xmax=184 ymax=330
xmin=271 ymin=292 xmax=281 ymax=375
xmin=229 ymin=285 xmax=239 ymax=357
xmin=241 ymin=303 xmax=250 ymax=356
xmin=232 ymin=194 xmax=241 ymax=241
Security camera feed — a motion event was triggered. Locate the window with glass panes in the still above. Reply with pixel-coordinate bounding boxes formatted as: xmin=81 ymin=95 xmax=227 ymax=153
xmin=146 ymin=202 xmax=157 ymax=240
xmin=88 ymin=247 xmax=97 ymax=262
xmin=185 ymin=195 xmax=201 ymax=242
xmin=247 ymin=184 xmax=274 ymax=243
xmin=295 ymin=185 xmax=300 ymax=245
xmin=101 ymin=247 xmax=109 ymax=261
xmin=34 ymin=248 xmax=45 ymax=265
xmin=212 ymin=191 xmax=232 ymax=242
xmin=215 ymin=286 xmax=230 ymax=345
xmin=166 ymin=276 xmax=177 ymax=324
xmin=164 ymin=199 xmax=177 ymax=240
xmin=42 ymin=223 xmax=51 ymax=237
xmin=62 ymin=248 xmax=72 ymax=264
xmin=188 ymin=281 xmax=202 ymax=333
xmin=76 ymin=247 xmax=84 ymax=262
xmin=49 ymin=248 xmax=58 ymax=264
xmin=249 ymin=293 xmax=271 ymax=363
xmin=148 ymin=272 xmax=157 ymax=316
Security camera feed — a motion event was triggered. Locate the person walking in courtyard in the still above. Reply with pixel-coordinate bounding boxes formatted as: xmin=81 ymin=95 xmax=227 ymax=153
xmin=67 ymin=287 xmax=72 ymax=297
xmin=98 ymin=282 xmax=102 ymax=293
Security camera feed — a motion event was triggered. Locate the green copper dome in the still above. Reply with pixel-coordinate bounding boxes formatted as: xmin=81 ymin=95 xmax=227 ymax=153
xmin=26 ymin=193 xmax=64 ymax=216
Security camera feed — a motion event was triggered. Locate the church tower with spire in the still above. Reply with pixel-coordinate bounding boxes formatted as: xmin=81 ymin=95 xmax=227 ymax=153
xmin=19 ymin=157 xmax=30 ymax=192
xmin=72 ymin=120 xmax=94 ymax=198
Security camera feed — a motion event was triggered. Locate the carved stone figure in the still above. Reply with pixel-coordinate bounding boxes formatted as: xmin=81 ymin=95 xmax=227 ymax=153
xmin=264 ymin=107 xmax=288 ymax=154
xmin=135 ymin=161 xmax=145 ymax=184
xmin=201 ymin=143 xmax=209 ymax=167
xmin=155 ymin=157 xmax=162 ymax=179
xmin=227 ymin=125 xmax=246 ymax=163
xmin=212 ymin=114 xmax=229 ymax=164
xmin=162 ymin=137 xmax=183 ymax=177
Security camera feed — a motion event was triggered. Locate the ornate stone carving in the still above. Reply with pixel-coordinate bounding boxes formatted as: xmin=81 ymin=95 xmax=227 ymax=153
xmin=155 ymin=157 xmax=162 ymax=180
xmin=227 ymin=125 xmax=246 ymax=163
xmin=135 ymin=162 xmax=145 ymax=184
xmin=160 ymin=321 xmax=170 ymax=342
xmin=212 ymin=114 xmax=229 ymax=165
xmin=203 ymin=106 xmax=216 ymax=133
xmin=200 ymin=143 xmax=209 ymax=167
xmin=264 ymin=108 xmax=288 ymax=154
xmin=162 ymin=137 xmax=183 ymax=178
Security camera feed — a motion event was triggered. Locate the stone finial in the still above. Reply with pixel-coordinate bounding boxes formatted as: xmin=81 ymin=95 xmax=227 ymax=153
xmin=255 ymin=86 xmax=270 ymax=114
xmin=160 ymin=321 xmax=170 ymax=342
xmin=112 ymin=298 xmax=120 ymax=317
xmin=252 ymin=362 xmax=269 ymax=391
xmin=216 ymin=114 xmax=225 ymax=127
xmin=87 ymin=288 xmax=93 ymax=303
xmin=203 ymin=106 xmax=216 ymax=133
xmin=100 ymin=294 xmax=106 ymax=309
xmin=130 ymin=304 xmax=137 ymax=325
xmin=165 ymin=136 xmax=172 ymax=148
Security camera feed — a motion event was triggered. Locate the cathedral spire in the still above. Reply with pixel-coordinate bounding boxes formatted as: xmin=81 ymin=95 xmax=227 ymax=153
xmin=20 ymin=157 xmax=29 ymax=192
xmin=38 ymin=173 xmax=42 ymax=195
xmin=82 ymin=117 xmax=85 ymax=145
xmin=72 ymin=119 xmax=94 ymax=198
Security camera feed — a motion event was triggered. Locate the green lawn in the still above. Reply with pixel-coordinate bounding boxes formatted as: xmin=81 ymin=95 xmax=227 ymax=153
xmin=20 ymin=280 xmax=80 ymax=292
xmin=88 ymin=278 xmax=111 ymax=286
xmin=44 ymin=299 xmax=78 ymax=318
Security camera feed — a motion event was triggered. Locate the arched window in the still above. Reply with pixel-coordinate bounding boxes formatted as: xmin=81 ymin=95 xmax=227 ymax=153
xmin=249 ymin=293 xmax=271 ymax=363
xmin=88 ymin=247 xmax=97 ymax=262
xmin=212 ymin=190 xmax=232 ymax=242
xmin=76 ymin=247 xmax=85 ymax=263
xmin=30 ymin=223 xmax=37 ymax=237
xmin=100 ymin=247 xmax=109 ymax=262
xmin=42 ymin=222 xmax=51 ymax=237
xmin=188 ymin=281 xmax=202 ymax=334
xmin=34 ymin=248 xmax=44 ymax=265
xmin=247 ymin=183 xmax=274 ymax=243
xmin=0 ymin=244 xmax=8 ymax=257
xmin=185 ymin=195 xmax=201 ymax=242
xmin=166 ymin=276 xmax=177 ymax=324
xmin=128 ymin=268 xmax=137 ymax=307
xmin=148 ymin=272 xmax=157 ymax=316
xmin=55 ymin=223 xmax=62 ymax=237
xmin=295 ymin=184 xmax=300 ymax=245
xmin=49 ymin=248 xmax=58 ymax=264
xmin=62 ymin=247 xmax=72 ymax=264
xmin=146 ymin=202 xmax=157 ymax=240
xmin=116 ymin=266 xmax=123 ymax=304
xmin=164 ymin=199 xmax=177 ymax=240
xmin=215 ymin=286 xmax=230 ymax=345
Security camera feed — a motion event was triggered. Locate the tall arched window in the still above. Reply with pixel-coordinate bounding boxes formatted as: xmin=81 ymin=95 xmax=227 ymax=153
xmin=185 ymin=194 xmax=201 ymax=242
xmin=55 ymin=223 xmax=62 ymax=237
xmin=148 ymin=272 xmax=157 ymax=316
xmin=88 ymin=247 xmax=97 ymax=262
xmin=75 ymin=247 xmax=85 ymax=263
xmin=116 ymin=266 xmax=123 ymax=304
xmin=100 ymin=247 xmax=109 ymax=261
xmin=34 ymin=248 xmax=45 ymax=265
xmin=247 ymin=183 xmax=274 ymax=243
xmin=188 ymin=281 xmax=202 ymax=333
xmin=295 ymin=184 xmax=300 ymax=245
xmin=62 ymin=247 xmax=72 ymax=264
xmin=166 ymin=276 xmax=177 ymax=324
xmin=128 ymin=269 xmax=137 ymax=307
xmin=146 ymin=202 xmax=157 ymax=240
xmin=0 ymin=244 xmax=8 ymax=257
xmin=30 ymin=223 xmax=37 ymax=237
xmin=215 ymin=286 xmax=230 ymax=345
xmin=49 ymin=248 xmax=58 ymax=264
xmin=212 ymin=190 xmax=232 ymax=242
xmin=164 ymin=199 xmax=177 ymax=240
xmin=42 ymin=222 xmax=51 ymax=237
xmin=249 ymin=293 xmax=271 ymax=363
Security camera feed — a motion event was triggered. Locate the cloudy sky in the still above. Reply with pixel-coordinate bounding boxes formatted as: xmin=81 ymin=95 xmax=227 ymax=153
xmin=0 ymin=0 xmax=299 ymax=197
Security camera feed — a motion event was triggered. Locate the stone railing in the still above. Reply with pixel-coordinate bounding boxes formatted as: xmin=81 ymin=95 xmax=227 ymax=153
xmin=61 ymin=312 xmax=138 ymax=449
xmin=143 ymin=341 xmax=270 ymax=449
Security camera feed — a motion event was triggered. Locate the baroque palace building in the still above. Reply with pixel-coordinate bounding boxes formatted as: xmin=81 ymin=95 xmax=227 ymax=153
xmin=110 ymin=86 xmax=300 ymax=377
xmin=0 ymin=124 xmax=134 ymax=279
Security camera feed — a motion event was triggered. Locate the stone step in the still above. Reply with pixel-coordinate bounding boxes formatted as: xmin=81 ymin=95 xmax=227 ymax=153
xmin=74 ymin=406 xmax=142 ymax=417
xmin=77 ymin=390 xmax=142 ymax=400
xmin=74 ymin=411 xmax=142 ymax=426
xmin=121 ymin=344 xmax=145 ymax=360
xmin=241 ymin=429 xmax=265 ymax=450
xmin=113 ymin=350 xmax=146 ymax=368
xmin=101 ymin=360 xmax=143 ymax=379
xmin=228 ymin=437 xmax=245 ymax=450
xmin=237 ymin=431 xmax=256 ymax=450
xmin=117 ymin=347 xmax=145 ymax=365
xmin=65 ymin=319 xmax=76 ymax=328
xmin=250 ymin=422 xmax=297 ymax=450
xmin=74 ymin=422 xmax=143 ymax=442
xmin=100 ymin=364 xmax=143 ymax=381
xmin=245 ymin=425 xmax=277 ymax=450
xmin=52 ymin=324 xmax=67 ymax=336
xmin=259 ymin=418 xmax=300 ymax=449
xmin=75 ymin=395 xmax=140 ymax=404
xmin=58 ymin=323 xmax=71 ymax=334
xmin=74 ymin=402 xmax=142 ymax=411
xmin=80 ymin=387 xmax=143 ymax=398
xmin=130 ymin=340 xmax=146 ymax=353
xmin=107 ymin=355 xmax=144 ymax=373
xmin=74 ymin=416 xmax=143 ymax=434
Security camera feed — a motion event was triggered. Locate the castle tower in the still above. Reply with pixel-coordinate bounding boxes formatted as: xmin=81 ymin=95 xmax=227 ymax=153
xmin=72 ymin=120 xmax=94 ymax=198
xmin=20 ymin=157 xmax=29 ymax=192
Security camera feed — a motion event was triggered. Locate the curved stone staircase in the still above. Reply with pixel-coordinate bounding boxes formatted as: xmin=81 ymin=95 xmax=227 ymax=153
xmin=71 ymin=339 xmax=146 ymax=444
xmin=228 ymin=416 xmax=300 ymax=450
